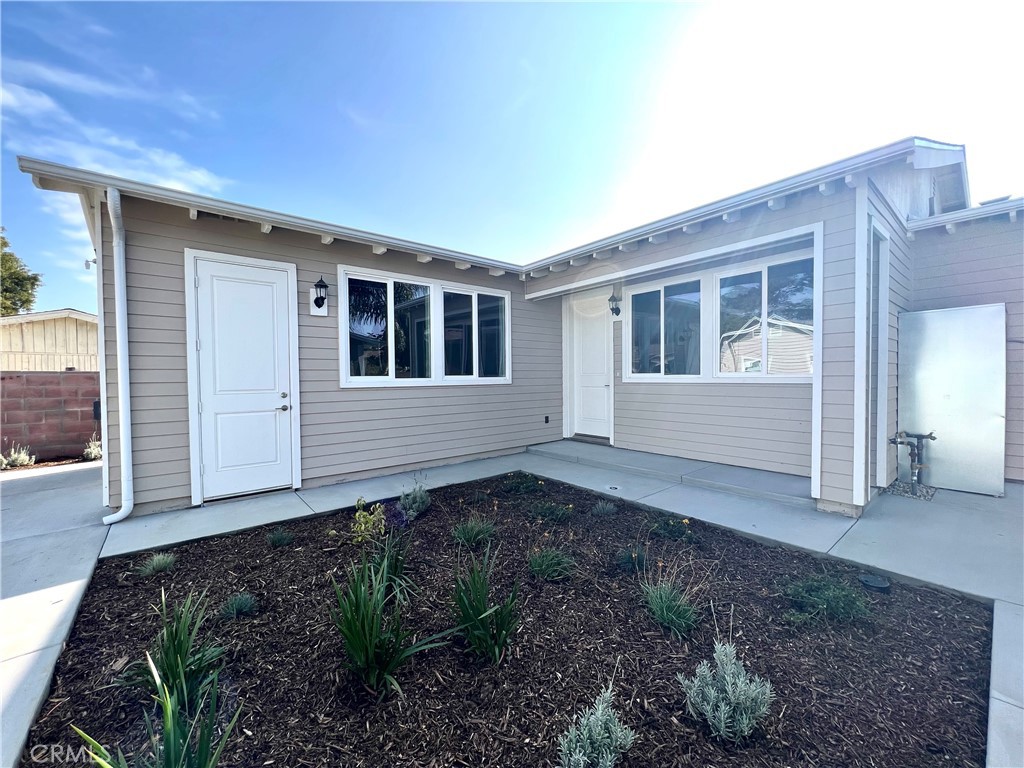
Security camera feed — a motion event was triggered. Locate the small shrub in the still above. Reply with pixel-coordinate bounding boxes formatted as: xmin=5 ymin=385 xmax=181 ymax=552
xmin=332 ymin=555 xmax=450 ymax=699
xmin=398 ymin=485 xmax=431 ymax=520
xmin=499 ymin=472 xmax=544 ymax=496
xmin=383 ymin=501 xmax=408 ymax=529
xmin=453 ymin=517 xmax=496 ymax=548
xmin=136 ymin=552 xmax=177 ymax=577
xmin=641 ymin=575 xmax=697 ymax=639
xmin=557 ymin=684 xmax=636 ymax=768
xmin=591 ymin=499 xmax=617 ymax=516
xmin=267 ymin=526 xmax=295 ymax=549
xmin=0 ymin=454 xmax=5 ymax=470
xmin=469 ymin=489 xmax=491 ymax=505
xmin=536 ymin=501 xmax=574 ymax=523
xmin=83 ymin=433 xmax=102 ymax=461
xmin=677 ymin=641 xmax=775 ymax=743
xmin=528 ymin=548 xmax=575 ymax=581
xmin=351 ymin=497 xmax=386 ymax=545
xmin=783 ymin=575 xmax=869 ymax=625
xmin=219 ymin=593 xmax=258 ymax=620
xmin=120 ymin=591 xmax=225 ymax=717
xmin=78 ymin=653 xmax=239 ymax=768
xmin=612 ymin=547 xmax=646 ymax=574
xmin=651 ymin=515 xmax=694 ymax=542
xmin=1 ymin=443 xmax=35 ymax=469
xmin=453 ymin=549 xmax=519 ymax=665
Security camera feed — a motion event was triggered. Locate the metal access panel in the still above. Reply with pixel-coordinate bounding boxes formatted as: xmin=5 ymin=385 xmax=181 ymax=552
xmin=898 ymin=304 xmax=1006 ymax=496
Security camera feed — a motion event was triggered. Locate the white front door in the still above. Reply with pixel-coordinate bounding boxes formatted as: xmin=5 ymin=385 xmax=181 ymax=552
xmin=195 ymin=257 xmax=295 ymax=500
xmin=573 ymin=294 xmax=612 ymax=438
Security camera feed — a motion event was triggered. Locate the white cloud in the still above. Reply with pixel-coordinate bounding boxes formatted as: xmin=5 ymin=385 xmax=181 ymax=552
xmin=1 ymin=83 xmax=73 ymax=123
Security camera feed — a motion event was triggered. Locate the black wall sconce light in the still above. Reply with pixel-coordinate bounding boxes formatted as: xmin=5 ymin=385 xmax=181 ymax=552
xmin=314 ymin=276 xmax=329 ymax=308
xmin=310 ymin=276 xmax=329 ymax=316
xmin=608 ymin=289 xmax=621 ymax=316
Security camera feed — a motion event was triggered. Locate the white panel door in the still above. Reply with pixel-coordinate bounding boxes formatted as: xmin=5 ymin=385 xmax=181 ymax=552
xmin=197 ymin=259 xmax=293 ymax=499
xmin=574 ymin=294 xmax=612 ymax=438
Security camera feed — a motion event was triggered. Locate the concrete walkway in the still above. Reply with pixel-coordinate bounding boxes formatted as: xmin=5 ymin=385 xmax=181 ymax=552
xmin=0 ymin=462 xmax=107 ymax=768
xmin=3 ymin=444 xmax=1021 ymax=767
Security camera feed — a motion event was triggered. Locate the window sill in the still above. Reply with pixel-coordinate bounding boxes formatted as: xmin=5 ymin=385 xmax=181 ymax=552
xmin=339 ymin=377 xmax=513 ymax=389
xmin=620 ymin=375 xmax=812 ymax=385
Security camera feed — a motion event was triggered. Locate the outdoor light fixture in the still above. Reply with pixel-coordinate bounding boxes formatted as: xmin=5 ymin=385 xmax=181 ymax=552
xmin=608 ymin=290 xmax=621 ymax=316
xmin=310 ymin=276 xmax=329 ymax=316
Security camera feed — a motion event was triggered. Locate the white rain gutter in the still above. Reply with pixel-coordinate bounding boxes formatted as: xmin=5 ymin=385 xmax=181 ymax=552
xmin=102 ymin=187 xmax=135 ymax=525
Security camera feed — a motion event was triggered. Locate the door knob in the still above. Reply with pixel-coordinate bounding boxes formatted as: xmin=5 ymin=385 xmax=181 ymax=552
xmin=277 ymin=404 xmax=290 ymax=411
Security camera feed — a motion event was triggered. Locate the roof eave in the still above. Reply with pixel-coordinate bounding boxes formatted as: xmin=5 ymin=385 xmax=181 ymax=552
xmin=906 ymin=197 xmax=1022 ymax=231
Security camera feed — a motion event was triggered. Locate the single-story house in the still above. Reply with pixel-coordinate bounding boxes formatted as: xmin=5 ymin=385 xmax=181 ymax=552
xmin=0 ymin=308 xmax=99 ymax=372
xmin=17 ymin=137 xmax=1023 ymax=522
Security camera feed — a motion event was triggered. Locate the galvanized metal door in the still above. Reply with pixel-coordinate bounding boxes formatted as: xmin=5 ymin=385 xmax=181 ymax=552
xmin=897 ymin=304 xmax=1006 ymax=495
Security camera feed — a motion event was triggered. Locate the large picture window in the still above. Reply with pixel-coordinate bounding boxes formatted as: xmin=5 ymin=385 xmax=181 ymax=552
xmin=340 ymin=266 xmax=511 ymax=387
xmin=719 ymin=257 xmax=813 ymax=375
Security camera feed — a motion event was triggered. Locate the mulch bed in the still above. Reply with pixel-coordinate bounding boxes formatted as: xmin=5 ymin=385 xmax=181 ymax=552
xmin=23 ymin=473 xmax=991 ymax=767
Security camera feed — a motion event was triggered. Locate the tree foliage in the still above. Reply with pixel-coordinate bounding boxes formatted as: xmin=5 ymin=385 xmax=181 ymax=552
xmin=1 ymin=229 xmax=42 ymax=316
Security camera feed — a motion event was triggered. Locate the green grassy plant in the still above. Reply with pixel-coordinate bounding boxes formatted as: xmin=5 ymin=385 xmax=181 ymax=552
xmin=136 ymin=552 xmax=177 ymax=577
xmin=612 ymin=547 xmax=646 ymax=574
xmin=499 ymin=472 xmax=544 ymax=496
xmin=783 ymin=575 xmax=869 ymax=625
xmin=331 ymin=556 xmax=449 ymax=699
xmin=535 ymin=501 xmax=574 ymax=523
xmin=528 ymin=548 xmax=575 ymax=581
xmin=218 ymin=593 xmax=258 ymax=620
xmin=77 ymin=653 xmax=240 ymax=768
xmin=370 ymin=529 xmax=416 ymax=605
xmin=453 ymin=517 xmax=496 ymax=548
xmin=650 ymin=515 xmax=694 ymax=542
xmin=453 ymin=549 xmax=519 ymax=665
xmin=266 ymin=526 xmax=295 ymax=549
xmin=591 ymin=499 xmax=617 ymax=516
xmin=120 ymin=591 xmax=225 ymax=717
xmin=641 ymin=575 xmax=697 ymax=640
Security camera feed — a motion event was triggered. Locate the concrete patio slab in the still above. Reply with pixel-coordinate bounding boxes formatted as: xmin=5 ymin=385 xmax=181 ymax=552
xmin=638 ymin=482 xmax=855 ymax=554
xmin=986 ymin=697 xmax=1024 ymax=768
xmin=0 ymin=579 xmax=90 ymax=663
xmin=100 ymin=490 xmax=316 ymax=558
xmin=1 ymin=643 xmax=64 ymax=768
xmin=1 ymin=525 xmax=108 ymax=599
xmin=516 ymin=453 xmax=679 ymax=501
xmin=991 ymin=601 xmax=1023 ymax=709
xmin=297 ymin=472 xmax=418 ymax=514
xmin=527 ymin=440 xmax=713 ymax=482
xmin=0 ymin=465 xmax=104 ymax=541
xmin=685 ymin=463 xmax=811 ymax=500
xmin=828 ymin=489 xmax=1024 ymax=604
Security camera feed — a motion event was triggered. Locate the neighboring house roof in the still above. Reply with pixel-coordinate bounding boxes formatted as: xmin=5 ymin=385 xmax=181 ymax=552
xmin=0 ymin=308 xmax=97 ymax=325
xmin=16 ymin=137 xmax=996 ymax=278
xmin=906 ymin=196 xmax=1022 ymax=233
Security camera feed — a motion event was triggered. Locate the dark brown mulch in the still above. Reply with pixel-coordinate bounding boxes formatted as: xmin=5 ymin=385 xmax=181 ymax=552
xmin=22 ymin=473 xmax=991 ymax=767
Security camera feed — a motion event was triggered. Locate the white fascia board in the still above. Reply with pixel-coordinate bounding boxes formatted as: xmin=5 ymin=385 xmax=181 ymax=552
xmin=0 ymin=308 xmax=98 ymax=325
xmin=17 ymin=156 xmax=521 ymax=275
xmin=520 ymin=137 xmax=955 ymax=273
xmin=906 ymin=197 xmax=1024 ymax=231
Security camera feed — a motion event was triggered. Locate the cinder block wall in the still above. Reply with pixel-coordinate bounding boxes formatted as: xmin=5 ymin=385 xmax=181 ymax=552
xmin=0 ymin=371 xmax=101 ymax=460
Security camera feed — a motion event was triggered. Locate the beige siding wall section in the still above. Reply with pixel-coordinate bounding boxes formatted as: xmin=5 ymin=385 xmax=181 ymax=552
xmin=909 ymin=217 xmax=1024 ymax=482
xmin=103 ymin=197 xmax=562 ymax=513
xmin=1 ymin=316 xmax=99 ymax=371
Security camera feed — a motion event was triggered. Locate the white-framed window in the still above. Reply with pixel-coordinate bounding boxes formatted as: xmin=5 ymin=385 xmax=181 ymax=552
xmin=338 ymin=265 xmax=511 ymax=387
xmin=622 ymin=248 xmax=814 ymax=383
xmin=627 ymin=279 xmax=702 ymax=378
xmin=717 ymin=257 xmax=814 ymax=377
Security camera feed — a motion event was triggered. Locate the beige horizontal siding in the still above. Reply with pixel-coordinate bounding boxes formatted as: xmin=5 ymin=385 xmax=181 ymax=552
xmin=103 ymin=196 xmax=562 ymax=512
xmin=910 ymin=216 xmax=1024 ymax=482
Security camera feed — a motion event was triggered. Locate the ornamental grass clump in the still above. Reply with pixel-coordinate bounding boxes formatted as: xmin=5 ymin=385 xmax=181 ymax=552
xmin=453 ymin=517 xmax=496 ymax=548
xmin=83 ymin=433 xmax=102 ymax=461
xmin=557 ymin=684 xmax=636 ymax=768
xmin=398 ymin=485 xmax=431 ymax=520
xmin=218 ymin=593 xmax=258 ymax=620
xmin=612 ymin=547 xmax=646 ymax=574
xmin=591 ymin=499 xmax=617 ymax=516
xmin=677 ymin=640 xmax=775 ymax=743
xmin=136 ymin=552 xmax=177 ymax=577
xmin=267 ymin=526 xmax=295 ymax=549
xmin=77 ymin=653 xmax=240 ymax=768
xmin=120 ymin=590 xmax=225 ymax=718
xmin=641 ymin=573 xmax=697 ymax=639
xmin=331 ymin=555 xmax=449 ymax=699
xmin=370 ymin=529 xmax=415 ymax=605
xmin=783 ymin=575 xmax=869 ymax=625
xmin=528 ymin=548 xmax=575 ymax=581
xmin=453 ymin=549 xmax=519 ymax=665
xmin=536 ymin=501 xmax=574 ymax=523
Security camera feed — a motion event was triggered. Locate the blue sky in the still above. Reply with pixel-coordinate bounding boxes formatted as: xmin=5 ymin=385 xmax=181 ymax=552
xmin=2 ymin=2 xmax=1021 ymax=314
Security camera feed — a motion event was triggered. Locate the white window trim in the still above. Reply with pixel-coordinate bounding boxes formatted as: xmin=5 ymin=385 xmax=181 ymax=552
xmin=871 ymin=217 xmax=892 ymax=488
xmin=338 ymin=264 xmax=512 ymax=388
xmin=621 ymin=248 xmax=815 ymax=385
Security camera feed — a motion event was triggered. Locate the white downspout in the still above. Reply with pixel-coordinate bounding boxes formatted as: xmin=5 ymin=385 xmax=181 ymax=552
xmin=102 ymin=187 xmax=134 ymax=525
